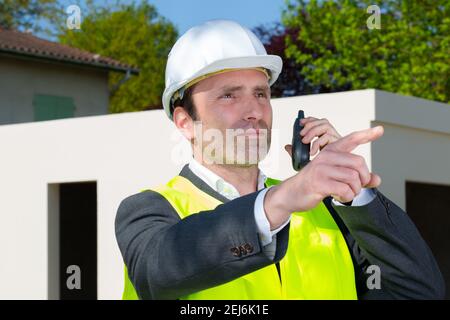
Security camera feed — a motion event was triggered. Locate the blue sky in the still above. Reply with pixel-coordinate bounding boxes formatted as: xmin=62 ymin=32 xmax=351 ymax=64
xmin=147 ymin=0 xmax=288 ymax=35
xmin=41 ymin=0 xmax=288 ymax=41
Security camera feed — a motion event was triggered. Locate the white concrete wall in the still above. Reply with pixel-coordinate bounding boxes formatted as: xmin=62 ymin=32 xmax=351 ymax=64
xmin=0 ymin=56 xmax=109 ymax=125
xmin=371 ymin=90 xmax=450 ymax=208
xmin=0 ymin=110 xmax=182 ymax=299
xmin=0 ymin=89 xmax=448 ymax=299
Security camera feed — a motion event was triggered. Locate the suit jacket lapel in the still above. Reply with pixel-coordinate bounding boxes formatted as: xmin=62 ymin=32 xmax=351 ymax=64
xmin=179 ymin=164 xmax=231 ymax=204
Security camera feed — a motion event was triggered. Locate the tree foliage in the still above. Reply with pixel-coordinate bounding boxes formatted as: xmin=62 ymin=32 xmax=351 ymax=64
xmin=59 ymin=2 xmax=178 ymax=113
xmin=253 ymin=23 xmax=351 ymax=97
xmin=283 ymin=0 xmax=450 ymax=103
xmin=0 ymin=0 xmax=61 ymax=34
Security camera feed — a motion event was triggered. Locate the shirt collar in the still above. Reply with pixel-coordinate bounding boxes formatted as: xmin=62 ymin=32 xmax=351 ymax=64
xmin=188 ymin=158 xmax=267 ymax=200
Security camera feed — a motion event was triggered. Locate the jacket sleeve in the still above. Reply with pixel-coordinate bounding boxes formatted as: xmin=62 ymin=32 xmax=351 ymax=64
xmin=330 ymin=188 xmax=445 ymax=300
xmin=115 ymin=189 xmax=289 ymax=300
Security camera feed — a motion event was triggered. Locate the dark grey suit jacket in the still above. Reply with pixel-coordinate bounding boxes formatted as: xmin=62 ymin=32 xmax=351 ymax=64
xmin=115 ymin=164 xmax=445 ymax=300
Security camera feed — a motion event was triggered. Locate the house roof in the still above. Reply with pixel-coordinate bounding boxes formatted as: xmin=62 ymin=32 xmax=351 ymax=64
xmin=0 ymin=28 xmax=139 ymax=74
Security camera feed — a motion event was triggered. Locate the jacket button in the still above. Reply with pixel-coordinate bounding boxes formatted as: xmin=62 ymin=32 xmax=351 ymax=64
xmin=230 ymin=247 xmax=241 ymax=257
xmin=244 ymin=243 xmax=254 ymax=253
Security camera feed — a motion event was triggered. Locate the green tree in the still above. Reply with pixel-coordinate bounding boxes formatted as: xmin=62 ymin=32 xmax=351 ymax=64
xmin=59 ymin=2 xmax=178 ymax=113
xmin=0 ymin=0 xmax=61 ymax=34
xmin=253 ymin=23 xmax=351 ymax=97
xmin=283 ymin=0 xmax=450 ymax=103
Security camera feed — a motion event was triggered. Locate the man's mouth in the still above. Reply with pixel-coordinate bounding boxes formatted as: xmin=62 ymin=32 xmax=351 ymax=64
xmin=242 ymin=128 xmax=260 ymax=137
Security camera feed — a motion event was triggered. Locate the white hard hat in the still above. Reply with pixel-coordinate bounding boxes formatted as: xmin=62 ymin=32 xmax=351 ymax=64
xmin=162 ymin=19 xmax=283 ymax=120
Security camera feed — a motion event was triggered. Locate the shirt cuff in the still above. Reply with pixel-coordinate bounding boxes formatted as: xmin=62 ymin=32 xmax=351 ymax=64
xmin=254 ymin=187 xmax=291 ymax=247
xmin=262 ymin=235 xmax=277 ymax=260
xmin=332 ymin=188 xmax=377 ymax=206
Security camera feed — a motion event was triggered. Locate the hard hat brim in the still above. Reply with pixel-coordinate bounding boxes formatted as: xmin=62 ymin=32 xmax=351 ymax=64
xmin=163 ymin=54 xmax=283 ymax=120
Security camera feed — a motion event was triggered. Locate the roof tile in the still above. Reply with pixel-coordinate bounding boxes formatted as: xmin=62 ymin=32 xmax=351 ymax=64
xmin=0 ymin=28 xmax=139 ymax=74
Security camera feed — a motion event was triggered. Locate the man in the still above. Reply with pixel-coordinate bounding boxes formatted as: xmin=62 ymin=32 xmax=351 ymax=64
xmin=115 ymin=20 xmax=444 ymax=300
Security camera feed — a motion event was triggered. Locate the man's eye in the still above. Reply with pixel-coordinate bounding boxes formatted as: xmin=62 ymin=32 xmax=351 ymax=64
xmin=256 ymin=92 xmax=267 ymax=98
xmin=222 ymin=93 xmax=233 ymax=99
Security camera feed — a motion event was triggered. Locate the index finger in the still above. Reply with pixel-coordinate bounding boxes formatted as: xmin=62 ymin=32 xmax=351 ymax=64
xmin=300 ymin=117 xmax=315 ymax=124
xmin=326 ymin=126 xmax=384 ymax=153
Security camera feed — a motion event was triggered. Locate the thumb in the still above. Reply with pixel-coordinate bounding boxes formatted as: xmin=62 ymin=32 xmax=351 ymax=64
xmin=365 ymin=173 xmax=382 ymax=189
xmin=284 ymin=144 xmax=293 ymax=158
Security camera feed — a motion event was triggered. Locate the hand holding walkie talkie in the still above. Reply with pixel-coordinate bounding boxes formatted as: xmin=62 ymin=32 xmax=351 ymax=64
xmin=266 ymin=111 xmax=384 ymax=229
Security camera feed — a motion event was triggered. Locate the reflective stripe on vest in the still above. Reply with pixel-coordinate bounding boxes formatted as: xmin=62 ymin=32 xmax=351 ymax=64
xmin=122 ymin=175 xmax=357 ymax=300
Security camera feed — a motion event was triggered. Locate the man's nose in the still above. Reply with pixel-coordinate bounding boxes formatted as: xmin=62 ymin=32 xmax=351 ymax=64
xmin=242 ymin=96 xmax=264 ymax=122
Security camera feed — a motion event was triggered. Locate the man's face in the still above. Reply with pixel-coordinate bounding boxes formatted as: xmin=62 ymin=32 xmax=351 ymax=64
xmin=190 ymin=69 xmax=272 ymax=166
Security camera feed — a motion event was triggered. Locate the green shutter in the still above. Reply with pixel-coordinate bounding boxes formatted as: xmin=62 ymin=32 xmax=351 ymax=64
xmin=33 ymin=94 xmax=75 ymax=121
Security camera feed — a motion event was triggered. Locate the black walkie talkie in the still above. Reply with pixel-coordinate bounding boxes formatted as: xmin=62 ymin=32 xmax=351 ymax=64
xmin=292 ymin=110 xmax=310 ymax=171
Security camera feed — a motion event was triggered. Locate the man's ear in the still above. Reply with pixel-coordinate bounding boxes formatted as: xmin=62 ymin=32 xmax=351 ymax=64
xmin=173 ymin=106 xmax=194 ymax=140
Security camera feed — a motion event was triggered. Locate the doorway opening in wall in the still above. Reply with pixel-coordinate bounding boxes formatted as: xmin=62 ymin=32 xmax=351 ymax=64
xmin=406 ymin=181 xmax=450 ymax=300
xmin=48 ymin=181 xmax=97 ymax=300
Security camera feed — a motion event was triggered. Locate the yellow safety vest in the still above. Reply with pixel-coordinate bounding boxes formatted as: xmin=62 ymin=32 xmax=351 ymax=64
xmin=122 ymin=175 xmax=357 ymax=300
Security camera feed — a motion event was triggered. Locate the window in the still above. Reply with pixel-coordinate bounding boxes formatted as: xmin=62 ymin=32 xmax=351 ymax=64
xmin=33 ymin=94 xmax=75 ymax=121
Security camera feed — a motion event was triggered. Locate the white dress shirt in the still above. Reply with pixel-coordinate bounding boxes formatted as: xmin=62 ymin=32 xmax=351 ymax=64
xmin=188 ymin=158 xmax=376 ymax=260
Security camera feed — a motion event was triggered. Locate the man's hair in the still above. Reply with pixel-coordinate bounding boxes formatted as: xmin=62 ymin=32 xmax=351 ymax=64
xmin=171 ymin=86 xmax=198 ymax=120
